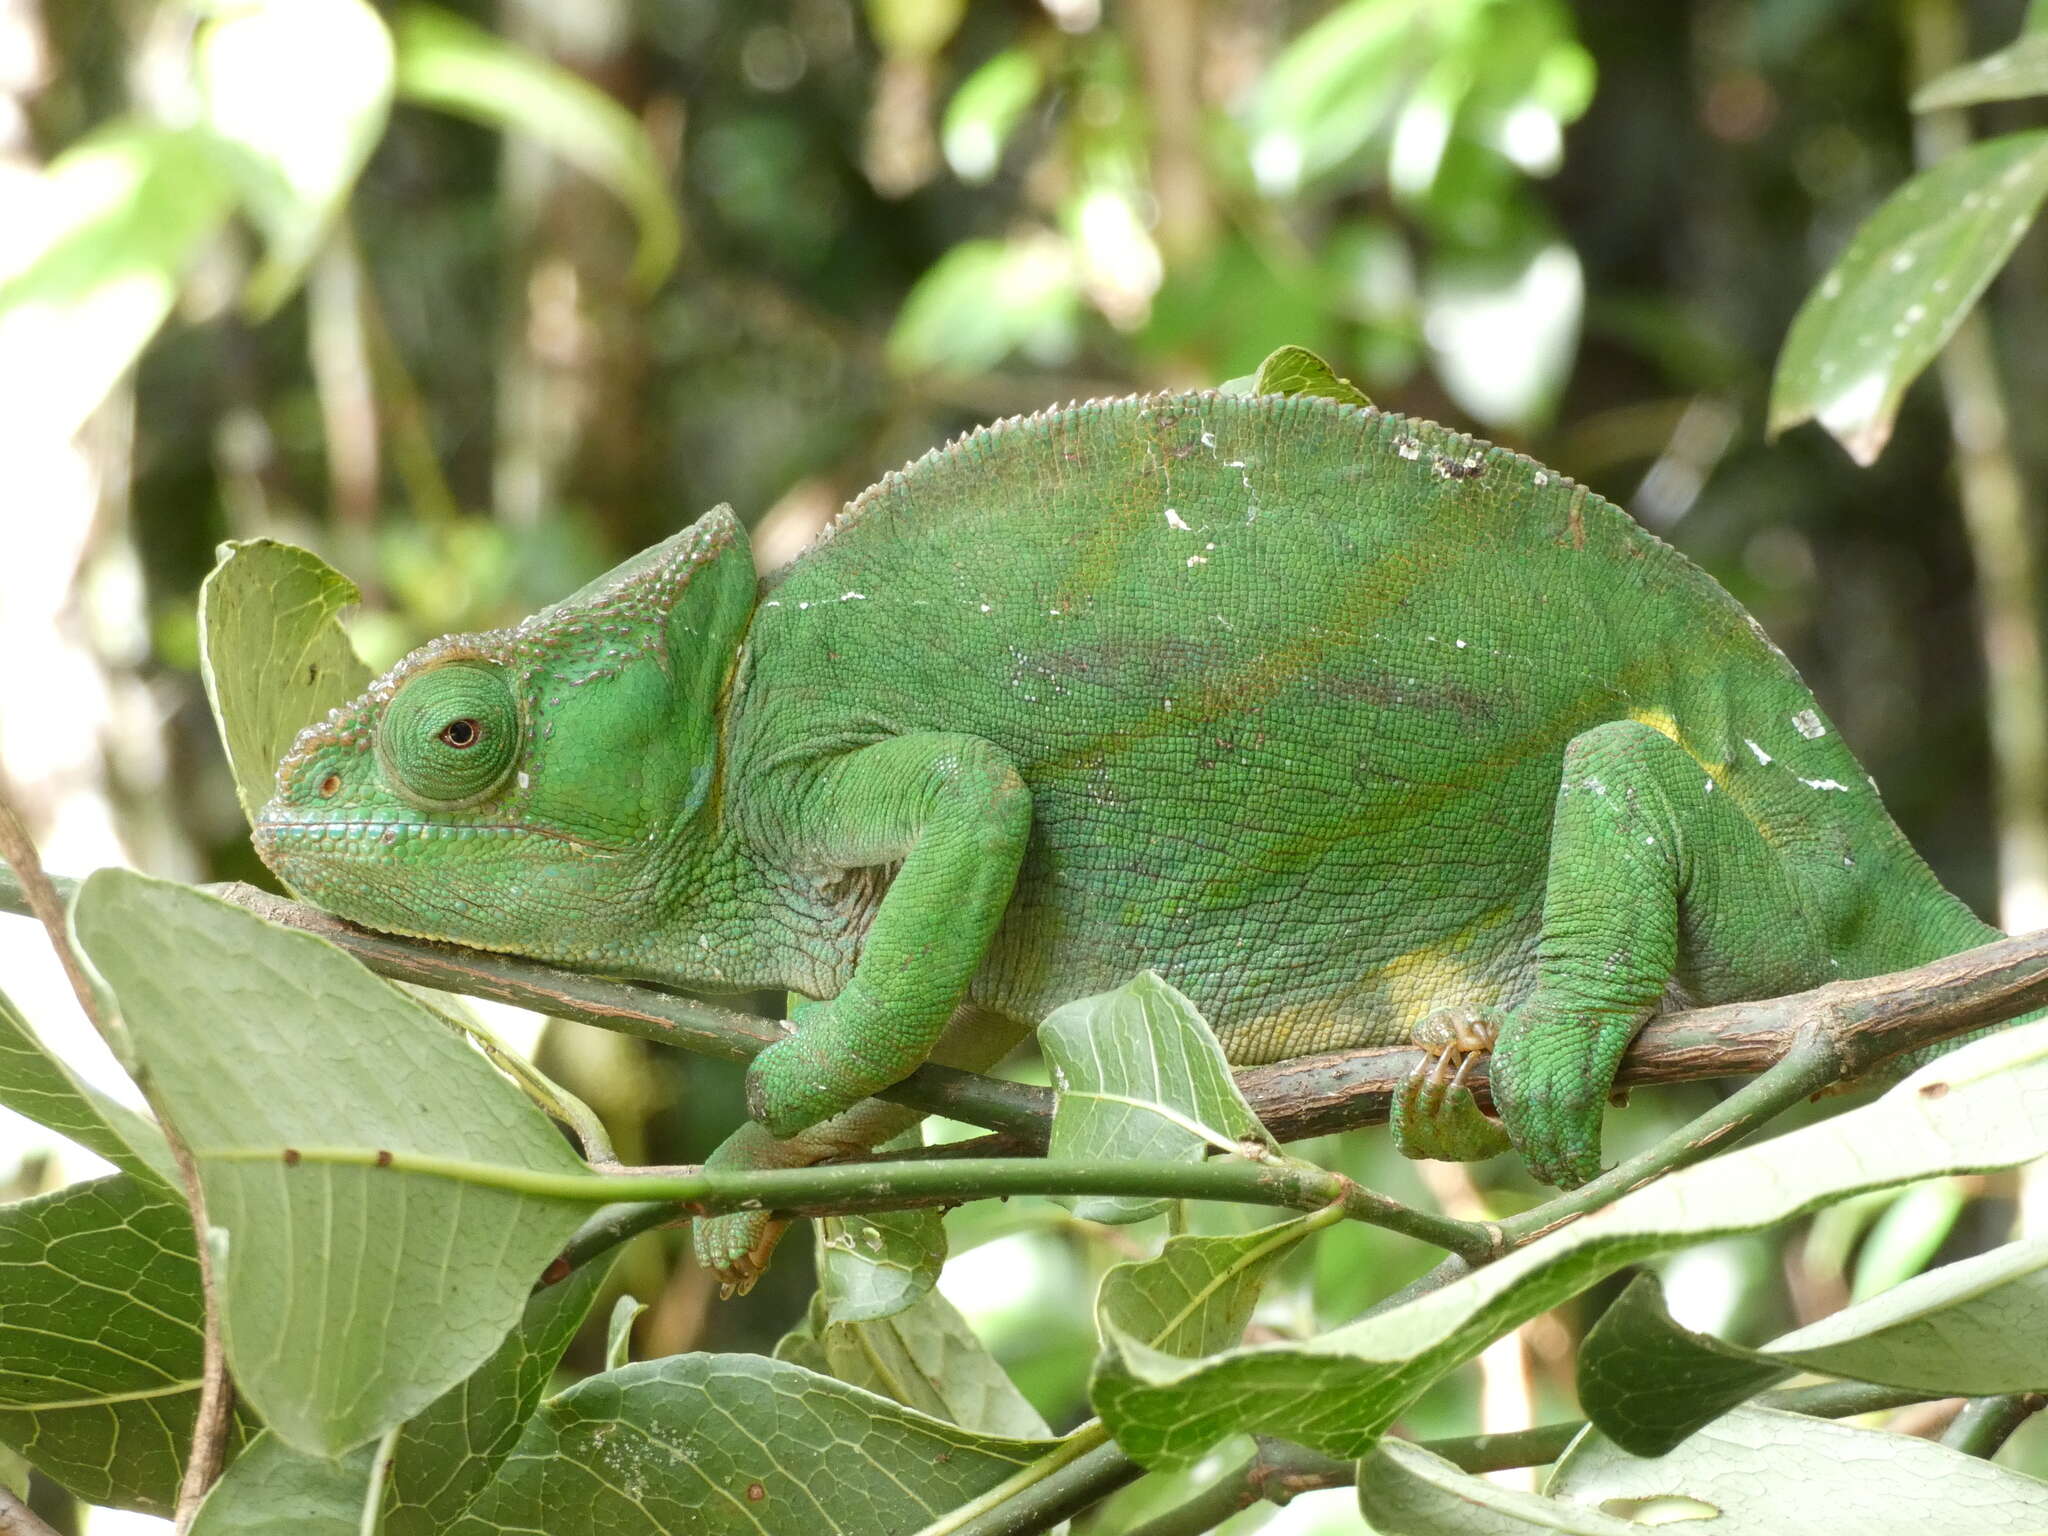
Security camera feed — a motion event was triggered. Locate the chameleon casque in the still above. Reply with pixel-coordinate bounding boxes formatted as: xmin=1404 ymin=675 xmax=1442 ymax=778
xmin=254 ymin=387 xmax=2003 ymax=1288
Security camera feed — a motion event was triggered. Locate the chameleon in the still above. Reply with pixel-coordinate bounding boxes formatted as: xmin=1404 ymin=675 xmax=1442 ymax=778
xmin=253 ymin=382 xmax=2004 ymax=1289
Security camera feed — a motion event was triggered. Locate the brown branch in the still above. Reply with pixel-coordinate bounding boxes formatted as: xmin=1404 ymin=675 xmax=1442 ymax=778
xmin=0 ymin=1485 xmax=63 ymax=1536
xmin=4 ymin=873 xmax=2046 ymax=1151
xmin=0 ymin=798 xmax=235 ymax=1531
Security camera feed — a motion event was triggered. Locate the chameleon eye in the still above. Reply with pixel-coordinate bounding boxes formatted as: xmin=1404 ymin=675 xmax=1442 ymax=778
xmin=377 ymin=663 xmax=520 ymax=808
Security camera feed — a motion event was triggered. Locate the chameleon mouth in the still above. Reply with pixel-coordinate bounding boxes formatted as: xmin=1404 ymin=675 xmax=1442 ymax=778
xmin=253 ymin=815 xmax=621 ymax=856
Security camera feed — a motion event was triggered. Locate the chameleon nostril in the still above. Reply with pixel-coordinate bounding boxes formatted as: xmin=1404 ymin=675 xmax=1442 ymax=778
xmin=319 ymin=774 xmax=341 ymax=797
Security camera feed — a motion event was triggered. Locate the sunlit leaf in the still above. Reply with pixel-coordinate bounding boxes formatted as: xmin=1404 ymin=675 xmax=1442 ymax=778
xmin=197 ymin=0 xmax=395 ymax=315
xmin=447 ymin=1353 xmax=1056 ymax=1534
xmin=0 ymin=983 xmax=172 ymax=1186
xmin=0 ymin=122 xmax=233 ymax=446
xmin=1041 ymin=971 xmax=1273 ymax=1225
xmin=887 ymin=233 xmax=1079 ymax=375
xmin=1246 ymin=0 xmax=1427 ymax=194
xmin=1549 ymin=1405 xmax=2048 ymax=1533
xmin=1914 ymin=34 xmax=2048 ymax=110
xmin=1848 ymin=1176 xmax=1967 ymax=1300
xmin=392 ymin=6 xmax=680 ymax=291
xmin=72 ymin=870 xmax=591 ymax=1457
xmin=865 ymin=0 xmax=967 ymax=59
xmin=1359 ymin=1439 xmax=1640 ymax=1535
xmin=942 ymin=47 xmax=1042 ymax=183
xmin=1423 ymin=230 xmax=1582 ymax=433
xmin=199 ymin=539 xmax=374 ymax=830
xmin=1089 ymin=1019 xmax=2048 ymax=1469
xmin=1769 ymin=130 xmax=2048 ymax=465
xmin=0 ymin=1173 xmax=257 ymax=1515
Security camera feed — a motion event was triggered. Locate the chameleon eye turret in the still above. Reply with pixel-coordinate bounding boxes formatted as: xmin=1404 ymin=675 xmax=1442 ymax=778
xmin=375 ymin=661 xmax=519 ymax=809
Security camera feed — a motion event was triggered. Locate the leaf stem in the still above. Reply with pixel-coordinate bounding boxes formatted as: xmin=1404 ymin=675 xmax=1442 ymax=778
xmin=910 ymin=1422 xmax=1112 ymax=1536
xmin=1941 ymin=1392 xmax=2046 ymax=1458
xmin=0 ymin=783 xmax=235 ymax=1531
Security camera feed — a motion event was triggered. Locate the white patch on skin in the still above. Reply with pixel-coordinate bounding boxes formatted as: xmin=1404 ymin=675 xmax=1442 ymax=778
xmin=980 ymin=604 xmax=992 ymax=613
xmin=1454 ymin=638 xmax=1467 ymax=648
xmin=840 ymin=591 xmax=866 ymax=601
xmin=1164 ymin=508 xmax=1191 ymax=530
xmin=1703 ymin=778 xmax=1714 ymax=794
xmin=516 ymin=771 xmax=530 ymax=790
xmin=1583 ymin=776 xmax=1607 ymax=796
xmin=1800 ymin=777 xmax=1851 ymax=792
xmin=762 ymin=599 xmax=781 ymax=607
xmin=1746 ymin=739 xmax=1773 ymax=765
xmin=1791 ymin=709 xmax=1826 ymax=739
xmin=1187 ymin=555 xmax=1208 ymax=566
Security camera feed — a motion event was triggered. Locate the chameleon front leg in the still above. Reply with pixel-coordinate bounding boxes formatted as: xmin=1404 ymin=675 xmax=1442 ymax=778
xmin=746 ymin=732 xmax=1032 ymax=1138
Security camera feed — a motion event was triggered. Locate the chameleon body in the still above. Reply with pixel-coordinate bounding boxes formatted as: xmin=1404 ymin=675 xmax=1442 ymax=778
xmin=256 ymin=391 xmax=2000 ymax=1283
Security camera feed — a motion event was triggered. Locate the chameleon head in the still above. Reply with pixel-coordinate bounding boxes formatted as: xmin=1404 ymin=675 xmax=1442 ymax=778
xmin=253 ymin=506 xmax=756 ymax=970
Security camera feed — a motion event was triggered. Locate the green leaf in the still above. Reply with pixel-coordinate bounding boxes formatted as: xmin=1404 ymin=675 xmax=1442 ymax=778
xmin=886 ymin=234 xmax=1079 ymax=376
xmin=1769 ymin=130 xmax=2048 ymax=465
xmin=1252 ymin=344 xmax=1373 ymax=410
xmin=0 ymin=1173 xmax=255 ymax=1515
xmin=1246 ymin=0 xmax=1427 ymax=194
xmin=1088 ymin=1020 xmax=2048 ymax=1469
xmin=198 ymin=539 xmax=373 ymax=830
xmin=1584 ymin=1235 xmax=2048 ymax=1458
xmin=0 ymin=121 xmax=234 ymax=445
xmin=1040 ymin=971 xmax=1273 ymax=1225
xmin=448 ymin=1353 xmax=1056 ymax=1534
xmin=1549 ymin=1404 xmax=2048 ymax=1533
xmin=819 ymin=1207 xmax=946 ymax=1325
xmin=603 ymin=1293 xmax=643 ymax=1372
xmin=392 ymin=5 xmax=680 ymax=291
xmin=941 ymin=47 xmax=1043 ymax=183
xmin=865 ymin=0 xmax=967 ymax=59
xmin=1358 ymin=1439 xmax=1642 ymax=1535
xmin=777 ymin=1285 xmax=1052 ymax=1438
xmin=0 ymin=983 xmax=173 ymax=1186
xmin=196 ymin=0 xmax=395 ymax=316
xmin=1848 ymin=1177 xmax=1966 ymax=1300
xmin=188 ymin=1258 xmax=614 ymax=1535
xmin=1097 ymin=1212 xmax=1333 ymax=1359
xmin=72 ymin=869 xmax=592 ymax=1458
xmin=1914 ymin=34 xmax=2048 ymax=110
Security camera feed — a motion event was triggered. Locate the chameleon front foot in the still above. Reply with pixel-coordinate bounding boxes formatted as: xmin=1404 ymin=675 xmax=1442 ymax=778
xmin=1390 ymin=1006 xmax=1511 ymax=1163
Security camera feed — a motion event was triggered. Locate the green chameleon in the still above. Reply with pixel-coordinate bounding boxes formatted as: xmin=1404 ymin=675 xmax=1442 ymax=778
xmin=255 ymin=376 xmax=2001 ymax=1289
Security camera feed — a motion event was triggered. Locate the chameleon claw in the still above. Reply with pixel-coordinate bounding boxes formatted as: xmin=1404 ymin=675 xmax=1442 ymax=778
xmin=1391 ymin=1006 xmax=1511 ymax=1163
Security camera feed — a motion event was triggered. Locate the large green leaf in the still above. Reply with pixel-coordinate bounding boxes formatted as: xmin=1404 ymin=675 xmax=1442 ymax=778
xmin=0 ymin=121 xmax=234 ymax=445
xmin=199 ymin=539 xmax=374 ymax=828
xmin=1358 ymin=1439 xmax=1640 ymax=1536
xmin=1097 ymin=1212 xmax=1333 ymax=1359
xmin=1548 ymin=1405 xmax=2048 ymax=1533
xmin=1089 ymin=1019 xmax=2048 ymax=1469
xmin=1583 ymin=1237 xmax=2048 ymax=1456
xmin=0 ymin=983 xmax=172 ymax=1186
xmin=448 ymin=1353 xmax=1057 ymax=1535
xmin=1041 ymin=971 xmax=1273 ymax=1224
xmin=1769 ymin=130 xmax=2048 ymax=465
xmin=196 ymin=0 xmax=395 ymax=315
xmin=72 ymin=869 xmax=592 ymax=1457
xmin=0 ymin=1173 xmax=254 ymax=1515
xmin=392 ymin=5 xmax=680 ymax=291
xmin=777 ymin=1287 xmax=1052 ymax=1438
xmin=188 ymin=1258 xmax=613 ymax=1535
xmin=1914 ymin=34 xmax=2048 ymax=110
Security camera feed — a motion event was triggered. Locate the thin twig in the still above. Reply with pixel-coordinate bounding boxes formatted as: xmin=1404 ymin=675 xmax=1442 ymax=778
xmin=0 ymin=1485 xmax=63 ymax=1536
xmin=1941 ymin=1392 xmax=2046 ymax=1459
xmin=0 ymin=789 xmax=235 ymax=1530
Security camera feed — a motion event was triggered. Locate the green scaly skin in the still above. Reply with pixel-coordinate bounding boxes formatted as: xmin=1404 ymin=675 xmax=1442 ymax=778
xmin=255 ymin=391 xmax=2003 ymax=1287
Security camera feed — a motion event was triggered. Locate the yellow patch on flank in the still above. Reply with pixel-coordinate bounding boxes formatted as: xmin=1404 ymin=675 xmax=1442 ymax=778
xmin=1629 ymin=707 xmax=1733 ymax=791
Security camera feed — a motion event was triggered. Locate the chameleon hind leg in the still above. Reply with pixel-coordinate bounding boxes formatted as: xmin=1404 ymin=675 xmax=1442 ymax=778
xmin=695 ymin=1002 xmax=1034 ymax=1293
xmin=1391 ymin=1006 xmax=1510 ymax=1162
xmin=1486 ymin=718 xmax=1828 ymax=1187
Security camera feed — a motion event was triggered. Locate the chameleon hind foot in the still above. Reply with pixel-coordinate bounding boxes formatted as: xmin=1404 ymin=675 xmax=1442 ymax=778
xmin=1390 ymin=1006 xmax=1511 ymax=1163
xmin=694 ymin=1208 xmax=790 ymax=1297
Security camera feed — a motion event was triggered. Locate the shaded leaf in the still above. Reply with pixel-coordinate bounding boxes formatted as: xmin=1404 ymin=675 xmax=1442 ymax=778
xmin=72 ymin=869 xmax=591 ymax=1457
xmin=1769 ymin=130 xmax=2048 ymax=464
xmin=393 ymin=5 xmax=680 ymax=291
xmin=448 ymin=1353 xmax=1056 ymax=1535
xmin=1246 ymin=0 xmax=1426 ymax=194
xmin=1253 ymin=344 xmax=1372 ymax=409
xmin=1848 ymin=1176 xmax=1965 ymax=1300
xmin=941 ymin=47 xmax=1043 ymax=183
xmin=604 ymin=1293 xmax=643 ymax=1372
xmin=1358 ymin=1439 xmax=1639 ymax=1536
xmin=1549 ymin=1404 xmax=2048 ymax=1533
xmin=188 ymin=1433 xmax=377 ymax=1536
xmin=0 ymin=121 xmax=234 ymax=445
xmin=0 ymin=982 xmax=173 ymax=1186
xmin=199 ymin=539 xmax=373 ymax=829
xmin=819 ymin=1207 xmax=946 ymax=1325
xmin=1088 ymin=1020 xmax=2048 ymax=1469
xmin=1097 ymin=1213 xmax=1332 ymax=1359
xmin=777 ymin=1286 xmax=1051 ymax=1439
xmin=0 ymin=1173 xmax=255 ymax=1515
xmin=1041 ymin=971 xmax=1273 ymax=1225
xmin=197 ymin=0 xmax=395 ymax=315
xmin=1914 ymin=34 xmax=2048 ymax=110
